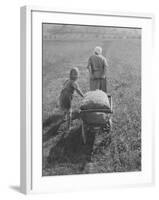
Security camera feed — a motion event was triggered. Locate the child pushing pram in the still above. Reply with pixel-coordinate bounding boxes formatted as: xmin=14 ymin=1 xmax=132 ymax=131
xmin=59 ymin=67 xmax=84 ymax=130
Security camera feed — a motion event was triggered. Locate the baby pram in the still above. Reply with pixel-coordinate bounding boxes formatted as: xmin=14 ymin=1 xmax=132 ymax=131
xmin=79 ymin=94 xmax=113 ymax=144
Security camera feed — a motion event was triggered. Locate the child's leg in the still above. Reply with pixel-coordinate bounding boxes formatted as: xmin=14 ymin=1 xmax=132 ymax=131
xmin=67 ymin=109 xmax=72 ymax=130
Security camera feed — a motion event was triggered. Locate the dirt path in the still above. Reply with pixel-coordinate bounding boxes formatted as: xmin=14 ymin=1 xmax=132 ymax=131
xmin=42 ymin=118 xmax=112 ymax=176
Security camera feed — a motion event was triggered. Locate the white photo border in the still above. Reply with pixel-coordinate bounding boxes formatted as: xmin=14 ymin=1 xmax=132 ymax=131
xmin=20 ymin=6 xmax=154 ymax=194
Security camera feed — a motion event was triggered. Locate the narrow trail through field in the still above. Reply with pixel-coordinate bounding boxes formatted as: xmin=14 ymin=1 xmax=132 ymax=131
xmin=43 ymin=119 xmax=113 ymax=175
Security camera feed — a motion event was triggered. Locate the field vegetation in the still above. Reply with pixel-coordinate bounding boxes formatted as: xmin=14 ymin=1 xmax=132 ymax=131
xmin=42 ymin=25 xmax=141 ymax=176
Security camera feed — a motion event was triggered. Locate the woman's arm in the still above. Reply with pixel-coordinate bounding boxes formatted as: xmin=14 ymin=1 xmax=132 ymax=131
xmin=103 ymin=57 xmax=109 ymax=75
xmin=87 ymin=57 xmax=92 ymax=73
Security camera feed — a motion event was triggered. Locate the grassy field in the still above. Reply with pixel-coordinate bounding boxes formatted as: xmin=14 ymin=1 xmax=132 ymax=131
xmin=42 ymin=34 xmax=141 ymax=176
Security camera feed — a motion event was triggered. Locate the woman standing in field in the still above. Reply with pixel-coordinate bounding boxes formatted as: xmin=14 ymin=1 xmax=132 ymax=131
xmin=87 ymin=46 xmax=109 ymax=92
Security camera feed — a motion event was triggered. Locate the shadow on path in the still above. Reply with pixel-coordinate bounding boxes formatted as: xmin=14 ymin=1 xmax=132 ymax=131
xmin=47 ymin=125 xmax=96 ymax=167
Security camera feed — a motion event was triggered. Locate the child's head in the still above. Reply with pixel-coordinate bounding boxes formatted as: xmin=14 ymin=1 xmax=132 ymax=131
xmin=69 ymin=67 xmax=80 ymax=81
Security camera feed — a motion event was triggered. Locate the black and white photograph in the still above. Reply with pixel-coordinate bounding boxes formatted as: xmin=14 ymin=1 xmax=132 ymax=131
xmin=42 ymin=23 xmax=141 ymax=176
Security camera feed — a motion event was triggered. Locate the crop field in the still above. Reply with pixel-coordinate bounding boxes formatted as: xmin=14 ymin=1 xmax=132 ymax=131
xmin=42 ymin=25 xmax=141 ymax=176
